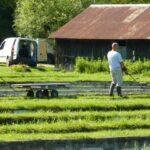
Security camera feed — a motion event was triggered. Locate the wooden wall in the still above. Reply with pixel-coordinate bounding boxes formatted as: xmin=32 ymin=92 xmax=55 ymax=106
xmin=55 ymin=39 xmax=150 ymax=66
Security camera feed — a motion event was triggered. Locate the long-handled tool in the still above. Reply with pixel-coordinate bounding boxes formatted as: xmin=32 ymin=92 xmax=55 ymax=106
xmin=125 ymin=72 xmax=148 ymax=87
xmin=127 ymin=73 xmax=137 ymax=82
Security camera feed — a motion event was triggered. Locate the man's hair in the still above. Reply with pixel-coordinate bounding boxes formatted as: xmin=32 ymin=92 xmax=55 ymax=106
xmin=112 ymin=42 xmax=118 ymax=48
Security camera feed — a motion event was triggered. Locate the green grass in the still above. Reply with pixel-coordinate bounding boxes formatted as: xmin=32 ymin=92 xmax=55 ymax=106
xmin=0 ymin=64 xmax=149 ymax=83
xmin=0 ymin=118 xmax=150 ymax=134
xmin=0 ymin=110 xmax=150 ymax=124
xmin=0 ymin=94 xmax=149 ymax=141
xmin=0 ymin=129 xmax=150 ymax=142
xmin=0 ymin=95 xmax=150 ymax=112
xmin=0 ymin=64 xmax=149 ymax=142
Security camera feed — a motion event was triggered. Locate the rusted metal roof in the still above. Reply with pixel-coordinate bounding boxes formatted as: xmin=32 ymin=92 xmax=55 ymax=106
xmin=50 ymin=4 xmax=150 ymax=40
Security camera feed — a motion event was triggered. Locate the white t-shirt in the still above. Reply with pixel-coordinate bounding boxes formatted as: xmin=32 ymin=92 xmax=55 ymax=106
xmin=107 ymin=50 xmax=123 ymax=71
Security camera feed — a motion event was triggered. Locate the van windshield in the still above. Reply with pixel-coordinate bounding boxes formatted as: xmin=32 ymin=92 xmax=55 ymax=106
xmin=18 ymin=40 xmax=37 ymax=59
xmin=0 ymin=41 xmax=6 ymax=49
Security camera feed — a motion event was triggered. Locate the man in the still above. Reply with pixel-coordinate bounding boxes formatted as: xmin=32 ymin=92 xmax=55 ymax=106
xmin=107 ymin=42 xmax=126 ymax=97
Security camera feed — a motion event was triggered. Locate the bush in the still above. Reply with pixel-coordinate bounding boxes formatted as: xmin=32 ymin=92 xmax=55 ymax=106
xmin=10 ymin=64 xmax=31 ymax=72
xmin=125 ymin=59 xmax=150 ymax=74
xmin=75 ymin=57 xmax=109 ymax=73
xmin=143 ymin=60 xmax=150 ymax=71
xmin=75 ymin=57 xmax=150 ymax=74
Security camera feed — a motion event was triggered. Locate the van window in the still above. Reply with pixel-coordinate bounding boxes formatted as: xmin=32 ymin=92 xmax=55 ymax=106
xmin=18 ymin=40 xmax=37 ymax=59
xmin=0 ymin=41 xmax=6 ymax=49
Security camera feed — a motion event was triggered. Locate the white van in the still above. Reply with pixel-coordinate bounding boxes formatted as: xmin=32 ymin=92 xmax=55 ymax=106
xmin=0 ymin=37 xmax=37 ymax=67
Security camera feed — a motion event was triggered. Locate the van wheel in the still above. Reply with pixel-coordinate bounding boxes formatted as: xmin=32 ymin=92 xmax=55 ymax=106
xmin=6 ymin=58 xmax=12 ymax=66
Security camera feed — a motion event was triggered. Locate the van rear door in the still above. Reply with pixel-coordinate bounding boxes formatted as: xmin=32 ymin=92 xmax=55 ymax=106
xmin=18 ymin=39 xmax=36 ymax=59
xmin=37 ymin=39 xmax=47 ymax=62
xmin=16 ymin=39 xmax=37 ymax=66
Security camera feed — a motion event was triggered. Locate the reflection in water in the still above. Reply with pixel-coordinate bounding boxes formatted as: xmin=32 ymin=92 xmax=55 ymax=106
xmin=0 ymin=137 xmax=149 ymax=150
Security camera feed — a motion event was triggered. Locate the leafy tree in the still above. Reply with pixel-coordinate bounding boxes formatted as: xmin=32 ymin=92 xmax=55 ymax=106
xmin=0 ymin=0 xmax=16 ymax=8
xmin=0 ymin=0 xmax=17 ymax=41
xmin=14 ymin=0 xmax=82 ymax=38
xmin=13 ymin=0 xmax=150 ymax=38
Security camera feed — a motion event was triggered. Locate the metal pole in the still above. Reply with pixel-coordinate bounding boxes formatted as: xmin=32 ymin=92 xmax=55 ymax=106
xmin=127 ymin=73 xmax=137 ymax=82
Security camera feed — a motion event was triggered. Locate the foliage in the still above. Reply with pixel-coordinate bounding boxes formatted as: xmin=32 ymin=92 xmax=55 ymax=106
xmin=0 ymin=0 xmax=17 ymax=39
xmin=0 ymin=0 xmax=16 ymax=8
xmin=13 ymin=0 xmax=150 ymax=38
xmin=1 ymin=0 xmax=150 ymax=39
xmin=14 ymin=0 xmax=82 ymax=38
xmin=75 ymin=57 xmax=150 ymax=74
xmin=125 ymin=59 xmax=150 ymax=74
xmin=10 ymin=64 xmax=31 ymax=72
xmin=75 ymin=57 xmax=109 ymax=73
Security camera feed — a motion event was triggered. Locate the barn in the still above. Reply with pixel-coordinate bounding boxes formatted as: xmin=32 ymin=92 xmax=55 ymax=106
xmin=50 ymin=4 xmax=150 ymax=66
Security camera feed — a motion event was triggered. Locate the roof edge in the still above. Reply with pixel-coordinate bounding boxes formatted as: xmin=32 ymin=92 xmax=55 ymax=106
xmin=90 ymin=4 xmax=150 ymax=8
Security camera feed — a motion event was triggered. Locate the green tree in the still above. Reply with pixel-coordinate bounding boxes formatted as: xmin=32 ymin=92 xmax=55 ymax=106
xmin=0 ymin=0 xmax=17 ymax=40
xmin=13 ymin=0 xmax=150 ymax=38
xmin=14 ymin=0 xmax=82 ymax=38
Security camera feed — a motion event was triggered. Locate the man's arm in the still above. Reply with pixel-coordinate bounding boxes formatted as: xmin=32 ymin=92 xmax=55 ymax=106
xmin=120 ymin=61 xmax=127 ymax=73
xmin=118 ymin=53 xmax=127 ymax=73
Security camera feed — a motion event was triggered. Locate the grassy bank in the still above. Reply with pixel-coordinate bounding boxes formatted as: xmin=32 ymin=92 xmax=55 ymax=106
xmin=0 ymin=129 xmax=150 ymax=142
xmin=0 ymin=95 xmax=150 ymax=112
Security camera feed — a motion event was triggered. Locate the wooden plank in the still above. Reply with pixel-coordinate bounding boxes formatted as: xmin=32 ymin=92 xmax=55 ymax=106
xmin=11 ymin=82 xmax=70 ymax=88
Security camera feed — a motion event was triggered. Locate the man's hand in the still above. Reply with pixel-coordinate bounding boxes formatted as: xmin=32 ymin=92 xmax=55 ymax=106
xmin=122 ymin=66 xmax=128 ymax=74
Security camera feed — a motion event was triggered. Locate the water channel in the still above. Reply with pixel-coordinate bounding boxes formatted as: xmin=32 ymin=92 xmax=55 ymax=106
xmin=0 ymin=137 xmax=149 ymax=150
